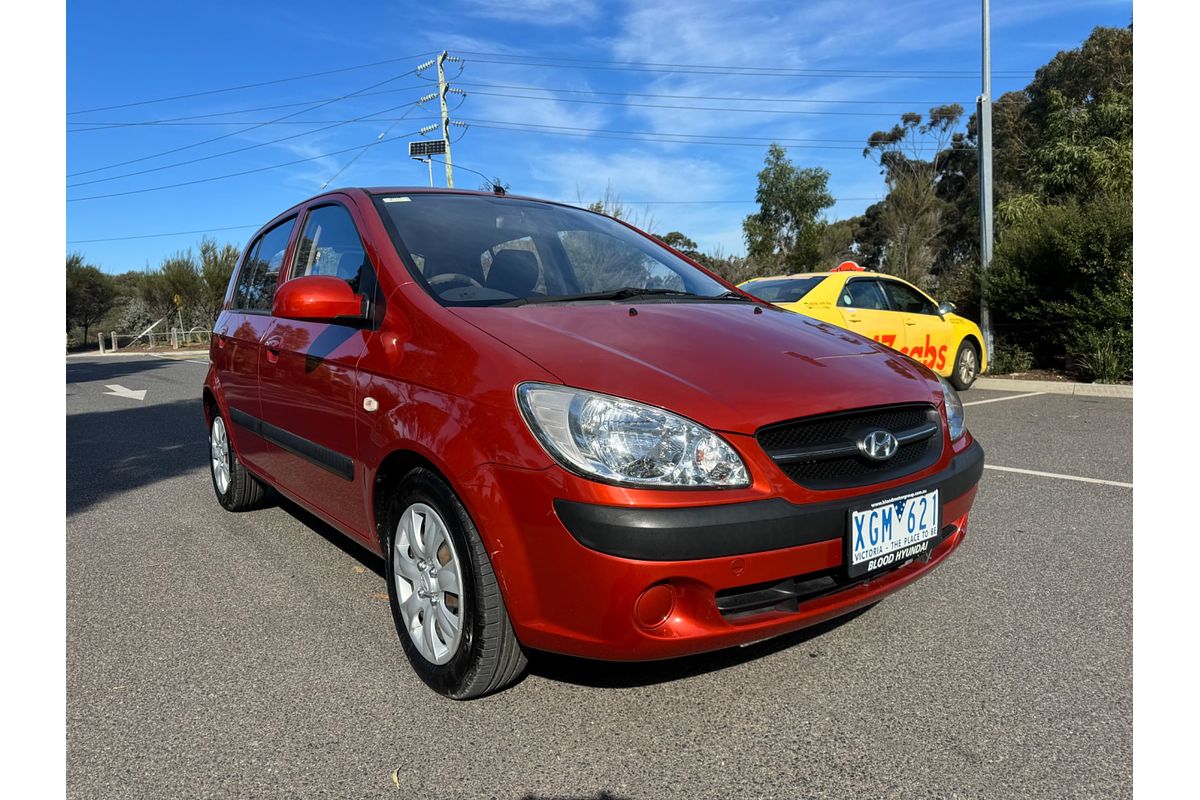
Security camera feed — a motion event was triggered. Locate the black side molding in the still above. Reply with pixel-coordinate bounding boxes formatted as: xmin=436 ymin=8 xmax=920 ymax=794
xmin=554 ymin=441 xmax=983 ymax=561
xmin=228 ymin=407 xmax=355 ymax=482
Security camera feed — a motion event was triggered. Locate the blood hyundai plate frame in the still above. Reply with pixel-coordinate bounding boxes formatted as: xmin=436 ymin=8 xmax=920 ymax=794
xmin=845 ymin=488 xmax=941 ymax=578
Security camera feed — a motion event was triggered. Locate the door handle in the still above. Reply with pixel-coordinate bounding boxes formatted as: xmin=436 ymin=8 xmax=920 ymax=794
xmin=904 ymin=321 xmax=917 ymax=326
xmin=263 ymin=335 xmax=282 ymax=364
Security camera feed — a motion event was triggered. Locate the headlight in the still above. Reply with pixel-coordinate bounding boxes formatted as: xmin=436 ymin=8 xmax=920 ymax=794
xmin=939 ymin=376 xmax=966 ymax=441
xmin=516 ymin=383 xmax=750 ymax=488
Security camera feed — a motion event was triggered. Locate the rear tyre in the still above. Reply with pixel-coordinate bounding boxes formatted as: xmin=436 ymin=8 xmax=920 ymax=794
xmin=383 ymin=468 xmax=527 ymax=699
xmin=209 ymin=413 xmax=266 ymax=511
xmin=949 ymin=340 xmax=980 ymax=390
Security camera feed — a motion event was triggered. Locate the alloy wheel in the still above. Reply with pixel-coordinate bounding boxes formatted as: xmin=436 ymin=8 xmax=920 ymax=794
xmin=393 ymin=502 xmax=465 ymax=665
xmin=210 ymin=417 xmax=231 ymax=494
xmin=959 ymin=347 xmax=978 ymax=385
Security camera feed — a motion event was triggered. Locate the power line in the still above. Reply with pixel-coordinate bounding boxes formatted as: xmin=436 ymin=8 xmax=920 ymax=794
xmin=457 ymin=80 xmax=966 ymax=107
xmin=67 ymin=195 xmax=886 ymax=242
xmin=319 ymin=105 xmax=422 ymax=189
xmin=65 ymin=83 xmax=430 ymax=132
xmin=66 ymin=81 xmax=976 ymax=133
xmin=460 ymin=117 xmax=976 ymax=151
xmin=66 ymin=51 xmax=438 ymax=115
xmin=67 ymin=98 xmax=423 ymax=188
xmin=452 ymin=49 xmax=1035 ymax=77
xmin=68 ymin=72 xmax=422 ymax=179
xmin=69 ymin=119 xmax=408 ymax=128
xmin=465 ymin=88 xmax=952 ymax=118
xmin=458 ymin=54 xmax=1032 ymax=80
xmin=66 ymin=130 xmax=422 ymax=202
xmin=67 ymin=225 xmax=261 ymax=244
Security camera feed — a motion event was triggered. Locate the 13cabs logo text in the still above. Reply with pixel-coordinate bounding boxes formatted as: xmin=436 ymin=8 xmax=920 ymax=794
xmin=873 ymin=334 xmax=948 ymax=371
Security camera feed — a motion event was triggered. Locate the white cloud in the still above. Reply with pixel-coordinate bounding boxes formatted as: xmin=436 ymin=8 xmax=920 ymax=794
xmin=530 ymin=148 xmax=733 ymax=205
xmin=459 ymin=0 xmax=600 ymax=27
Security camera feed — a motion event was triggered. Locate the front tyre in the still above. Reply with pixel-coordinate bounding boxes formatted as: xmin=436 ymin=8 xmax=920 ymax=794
xmin=949 ymin=340 xmax=980 ymax=390
xmin=209 ymin=413 xmax=266 ymax=511
xmin=384 ymin=468 xmax=526 ymax=699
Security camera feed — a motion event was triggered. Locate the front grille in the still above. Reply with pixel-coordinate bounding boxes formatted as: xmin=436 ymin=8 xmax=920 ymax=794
xmin=756 ymin=403 xmax=942 ymax=490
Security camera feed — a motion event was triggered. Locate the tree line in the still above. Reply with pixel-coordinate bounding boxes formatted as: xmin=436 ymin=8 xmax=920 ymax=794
xmin=66 ymin=238 xmax=240 ymax=348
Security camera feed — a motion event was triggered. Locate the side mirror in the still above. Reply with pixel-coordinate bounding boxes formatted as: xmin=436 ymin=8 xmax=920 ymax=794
xmin=272 ymin=276 xmax=365 ymax=322
xmin=936 ymin=301 xmax=956 ymax=317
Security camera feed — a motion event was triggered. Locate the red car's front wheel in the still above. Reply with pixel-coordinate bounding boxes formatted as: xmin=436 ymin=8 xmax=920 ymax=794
xmin=383 ymin=468 xmax=526 ymax=699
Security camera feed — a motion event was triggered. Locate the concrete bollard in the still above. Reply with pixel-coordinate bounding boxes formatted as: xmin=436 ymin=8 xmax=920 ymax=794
xmin=111 ymin=331 xmax=118 ymax=351
xmin=98 ymin=332 xmax=106 ymax=355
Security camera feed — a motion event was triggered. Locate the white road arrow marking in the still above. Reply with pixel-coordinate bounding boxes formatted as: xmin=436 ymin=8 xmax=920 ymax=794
xmin=103 ymin=384 xmax=147 ymax=401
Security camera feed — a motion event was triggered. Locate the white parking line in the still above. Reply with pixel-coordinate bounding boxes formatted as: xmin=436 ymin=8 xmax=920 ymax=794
xmin=985 ymin=464 xmax=1132 ymax=488
xmin=147 ymin=353 xmax=209 ymax=365
xmin=964 ymin=391 xmax=1046 ymax=407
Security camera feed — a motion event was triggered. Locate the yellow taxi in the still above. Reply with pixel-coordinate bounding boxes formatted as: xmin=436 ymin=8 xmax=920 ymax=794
xmin=740 ymin=262 xmax=987 ymax=389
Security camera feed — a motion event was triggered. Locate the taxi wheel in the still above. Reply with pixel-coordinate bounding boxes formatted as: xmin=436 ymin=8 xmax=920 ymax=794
xmin=950 ymin=341 xmax=979 ymax=390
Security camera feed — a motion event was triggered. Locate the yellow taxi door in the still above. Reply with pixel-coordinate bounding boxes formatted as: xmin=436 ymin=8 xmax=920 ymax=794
xmin=877 ymin=279 xmax=952 ymax=374
xmin=835 ymin=278 xmax=909 ymax=352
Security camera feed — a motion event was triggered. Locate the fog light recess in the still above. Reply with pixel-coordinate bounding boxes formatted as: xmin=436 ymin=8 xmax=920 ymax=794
xmin=634 ymin=584 xmax=676 ymax=629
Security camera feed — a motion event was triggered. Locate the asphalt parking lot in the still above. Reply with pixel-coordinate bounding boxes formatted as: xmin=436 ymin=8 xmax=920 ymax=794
xmin=66 ymin=354 xmax=1132 ymax=800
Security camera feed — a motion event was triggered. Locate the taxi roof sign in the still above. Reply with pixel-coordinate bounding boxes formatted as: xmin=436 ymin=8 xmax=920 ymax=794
xmin=832 ymin=260 xmax=865 ymax=272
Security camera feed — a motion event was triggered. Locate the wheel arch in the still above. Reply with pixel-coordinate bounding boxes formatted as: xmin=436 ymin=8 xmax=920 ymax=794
xmin=201 ymin=387 xmax=220 ymax=425
xmin=371 ymin=448 xmax=456 ymax=554
xmin=960 ymin=332 xmax=986 ymax=373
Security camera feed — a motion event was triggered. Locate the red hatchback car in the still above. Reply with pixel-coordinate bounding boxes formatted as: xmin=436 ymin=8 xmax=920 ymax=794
xmin=203 ymin=188 xmax=983 ymax=698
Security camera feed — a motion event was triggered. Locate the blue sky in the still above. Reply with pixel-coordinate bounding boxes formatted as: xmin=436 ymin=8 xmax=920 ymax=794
xmin=66 ymin=0 xmax=1132 ymax=273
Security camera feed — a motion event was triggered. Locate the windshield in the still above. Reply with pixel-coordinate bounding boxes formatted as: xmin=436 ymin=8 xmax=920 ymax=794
xmin=373 ymin=193 xmax=732 ymax=306
xmin=740 ymin=277 xmax=824 ymax=303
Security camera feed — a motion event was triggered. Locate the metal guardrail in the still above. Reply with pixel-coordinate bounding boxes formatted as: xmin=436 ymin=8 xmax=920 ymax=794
xmin=99 ymin=328 xmax=211 ymax=353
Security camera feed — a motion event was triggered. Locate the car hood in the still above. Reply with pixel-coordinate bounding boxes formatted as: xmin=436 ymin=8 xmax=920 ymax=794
xmin=451 ymin=302 xmax=941 ymax=433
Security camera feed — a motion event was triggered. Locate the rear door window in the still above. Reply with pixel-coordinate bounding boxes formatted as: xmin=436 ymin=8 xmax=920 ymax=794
xmin=879 ymin=280 xmax=938 ymax=315
xmin=233 ymin=218 xmax=295 ymax=311
xmin=837 ymin=279 xmax=889 ymax=310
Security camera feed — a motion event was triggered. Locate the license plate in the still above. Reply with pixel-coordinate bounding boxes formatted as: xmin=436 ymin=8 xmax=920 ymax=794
xmin=846 ymin=488 xmax=940 ymax=578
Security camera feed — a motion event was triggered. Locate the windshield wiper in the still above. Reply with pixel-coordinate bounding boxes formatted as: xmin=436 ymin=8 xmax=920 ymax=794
xmin=712 ymin=290 xmax=755 ymax=302
xmin=504 ymin=287 xmax=701 ymax=306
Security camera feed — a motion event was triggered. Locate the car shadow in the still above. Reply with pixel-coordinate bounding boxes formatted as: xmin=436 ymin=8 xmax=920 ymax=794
xmin=525 ymin=607 xmax=871 ymax=690
xmin=275 ymin=495 xmax=385 ymax=578
xmin=66 ymin=356 xmax=188 ymax=385
xmin=67 ymin=397 xmax=208 ymax=516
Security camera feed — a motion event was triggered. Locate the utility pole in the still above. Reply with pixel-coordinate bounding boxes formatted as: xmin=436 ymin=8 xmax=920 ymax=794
xmin=436 ymin=51 xmax=455 ymax=188
xmin=978 ymin=0 xmax=995 ymax=360
xmin=416 ymin=52 xmax=465 ymax=188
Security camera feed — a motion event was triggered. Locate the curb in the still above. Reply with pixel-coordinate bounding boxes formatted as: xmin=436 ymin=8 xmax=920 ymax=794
xmin=975 ymin=376 xmax=1132 ymax=398
xmin=66 ymin=351 xmax=210 ymax=361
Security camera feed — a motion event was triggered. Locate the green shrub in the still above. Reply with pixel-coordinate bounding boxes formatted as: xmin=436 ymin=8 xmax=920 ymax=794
xmin=989 ymin=339 xmax=1035 ymax=374
xmin=985 ymin=195 xmax=1131 ymax=368
xmin=1070 ymin=328 xmax=1132 ymax=383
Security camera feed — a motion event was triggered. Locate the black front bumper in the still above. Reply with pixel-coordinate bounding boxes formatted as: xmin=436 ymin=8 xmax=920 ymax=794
xmin=554 ymin=440 xmax=984 ymax=561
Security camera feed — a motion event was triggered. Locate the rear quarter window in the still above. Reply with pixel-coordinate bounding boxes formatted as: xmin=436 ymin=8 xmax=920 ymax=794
xmin=742 ymin=277 xmax=824 ymax=303
xmin=232 ymin=217 xmax=295 ymax=311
